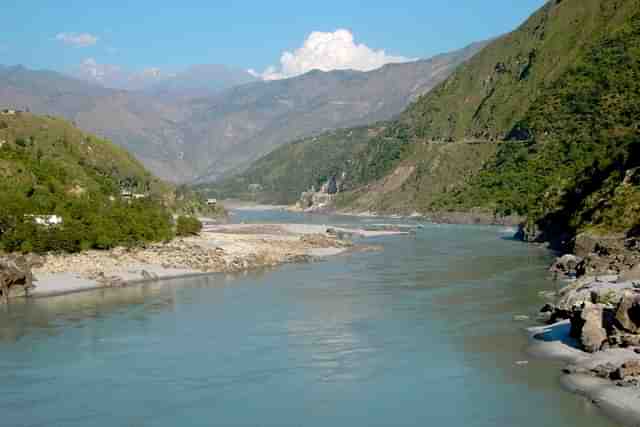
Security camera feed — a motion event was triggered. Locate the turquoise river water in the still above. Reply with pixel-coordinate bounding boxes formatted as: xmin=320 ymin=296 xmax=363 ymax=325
xmin=0 ymin=211 xmax=620 ymax=426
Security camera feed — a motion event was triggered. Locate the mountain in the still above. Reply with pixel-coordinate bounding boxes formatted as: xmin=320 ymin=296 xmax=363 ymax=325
xmin=0 ymin=64 xmax=195 ymax=181
xmin=73 ymin=59 xmax=167 ymax=91
xmin=188 ymin=40 xmax=488 ymax=182
xmin=209 ymin=0 xmax=640 ymax=245
xmin=146 ymin=64 xmax=257 ymax=98
xmin=0 ymin=41 xmax=487 ymax=183
xmin=74 ymin=61 xmax=257 ymax=95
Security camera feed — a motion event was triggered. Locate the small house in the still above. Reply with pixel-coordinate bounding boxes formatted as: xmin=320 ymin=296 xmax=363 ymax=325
xmin=206 ymin=198 xmax=218 ymax=207
xmin=25 ymin=215 xmax=63 ymax=227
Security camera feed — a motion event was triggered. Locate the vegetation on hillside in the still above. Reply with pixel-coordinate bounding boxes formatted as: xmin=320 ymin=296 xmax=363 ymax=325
xmin=176 ymin=216 xmax=203 ymax=237
xmin=0 ymin=113 xmax=176 ymax=253
xmin=201 ymin=126 xmax=410 ymax=205
xmin=392 ymin=0 xmax=634 ymax=142
xmin=434 ymin=3 xmax=640 ymax=239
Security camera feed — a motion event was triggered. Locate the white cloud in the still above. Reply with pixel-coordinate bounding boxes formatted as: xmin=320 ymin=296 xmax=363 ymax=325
xmin=249 ymin=29 xmax=412 ymax=81
xmin=55 ymin=32 xmax=98 ymax=48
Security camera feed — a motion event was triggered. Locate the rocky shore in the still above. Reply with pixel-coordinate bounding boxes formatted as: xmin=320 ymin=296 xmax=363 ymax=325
xmin=532 ymin=231 xmax=640 ymax=425
xmin=2 ymin=223 xmax=377 ymax=300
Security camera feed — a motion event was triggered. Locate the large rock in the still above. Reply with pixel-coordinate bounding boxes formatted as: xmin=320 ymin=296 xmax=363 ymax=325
xmin=611 ymin=360 xmax=640 ymax=381
xmin=0 ymin=254 xmax=42 ymax=301
xmin=550 ymin=254 xmax=584 ymax=278
xmin=555 ymin=275 xmax=627 ymax=312
xmin=615 ymin=291 xmax=640 ymax=334
xmin=571 ymin=303 xmax=610 ymax=353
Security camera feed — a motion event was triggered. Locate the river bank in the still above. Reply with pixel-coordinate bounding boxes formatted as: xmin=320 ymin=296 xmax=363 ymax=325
xmin=529 ymin=319 xmax=640 ymax=426
xmin=8 ymin=223 xmax=403 ymax=300
xmin=529 ymin=235 xmax=640 ymax=427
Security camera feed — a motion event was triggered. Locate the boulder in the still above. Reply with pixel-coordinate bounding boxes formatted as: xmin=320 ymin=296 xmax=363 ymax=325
xmin=615 ymin=291 xmax=640 ymax=334
xmin=610 ymin=360 xmax=640 ymax=381
xmin=571 ymin=303 xmax=609 ymax=353
xmin=0 ymin=255 xmax=41 ymax=302
xmin=141 ymin=270 xmax=159 ymax=281
xmin=550 ymin=254 xmax=584 ymax=277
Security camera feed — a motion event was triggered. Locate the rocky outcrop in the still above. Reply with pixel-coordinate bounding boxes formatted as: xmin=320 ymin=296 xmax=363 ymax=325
xmin=296 ymin=175 xmax=345 ymax=212
xmin=610 ymin=360 xmax=640 ymax=383
xmin=615 ymin=291 xmax=640 ymax=334
xmin=568 ymin=290 xmax=640 ymax=353
xmin=566 ymin=357 xmax=640 ymax=387
xmin=0 ymin=254 xmax=43 ymax=302
xmin=564 ymin=232 xmax=640 ymax=278
xmin=550 ymin=254 xmax=584 ymax=278
xmin=570 ymin=303 xmax=611 ymax=353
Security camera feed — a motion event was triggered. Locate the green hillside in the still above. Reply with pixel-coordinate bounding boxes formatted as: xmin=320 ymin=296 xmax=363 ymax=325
xmin=201 ymin=126 xmax=410 ymax=205
xmin=435 ymin=1 xmax=640 ymax=240
xmin=0 ymin=113 xmax=175 ymax=253
xmin=209 ymin=0 xmax=640 ymax=247
xmin=393 ymin=0 xmax=634 ymax=142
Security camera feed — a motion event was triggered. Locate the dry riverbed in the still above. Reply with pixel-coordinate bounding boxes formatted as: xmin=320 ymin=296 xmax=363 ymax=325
xmin=27 ymin=223 xmax=396 ymax=298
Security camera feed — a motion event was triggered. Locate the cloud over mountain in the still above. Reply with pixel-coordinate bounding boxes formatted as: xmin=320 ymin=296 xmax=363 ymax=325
xmin=55 ymin=32 xmax=99 ymax=48
xmin=249 ymin=29 xmax=412 ymax=80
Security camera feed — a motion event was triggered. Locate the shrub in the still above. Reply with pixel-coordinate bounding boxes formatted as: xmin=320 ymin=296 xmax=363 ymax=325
xmin=176 ymin=216 xmax=202 ymax=237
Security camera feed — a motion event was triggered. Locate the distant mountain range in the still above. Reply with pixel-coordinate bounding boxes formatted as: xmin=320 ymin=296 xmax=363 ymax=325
xmin=0 ymin=41 xmax=487 ymax=182
xmin=73 ymin=62 xmax=258 ymax=96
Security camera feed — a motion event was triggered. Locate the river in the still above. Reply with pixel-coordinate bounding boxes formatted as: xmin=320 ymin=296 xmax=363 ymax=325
xmin=0 ymin=211 xmax=619 ymax=426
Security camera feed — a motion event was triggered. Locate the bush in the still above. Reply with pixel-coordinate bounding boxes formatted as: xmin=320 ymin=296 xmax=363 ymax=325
xmin=176 ymin=216 xmax=202 ymax=237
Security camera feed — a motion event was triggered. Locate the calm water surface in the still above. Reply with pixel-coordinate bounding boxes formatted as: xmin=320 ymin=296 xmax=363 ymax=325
xmin=0 ymin=212 xmax=618 ymax=426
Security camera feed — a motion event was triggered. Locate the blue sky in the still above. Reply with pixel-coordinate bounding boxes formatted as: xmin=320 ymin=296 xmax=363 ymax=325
xmin=0 ymin=0 xmax=547 ymax=75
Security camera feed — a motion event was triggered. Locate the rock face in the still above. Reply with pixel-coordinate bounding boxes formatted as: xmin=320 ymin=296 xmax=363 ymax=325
xmin=0 ymin=255 xmax=42 ymax=302
xmin=568 ymin=233 xmax=640 ymax=278
xmin=616 ymin=291 xmax=640 ymax=334
xmin=571 ymin=303 xmax=610 ymax=353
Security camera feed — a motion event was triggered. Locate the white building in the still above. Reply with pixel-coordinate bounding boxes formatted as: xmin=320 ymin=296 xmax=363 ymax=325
xmin=26 ymin=215 xmax=63 ymax=227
